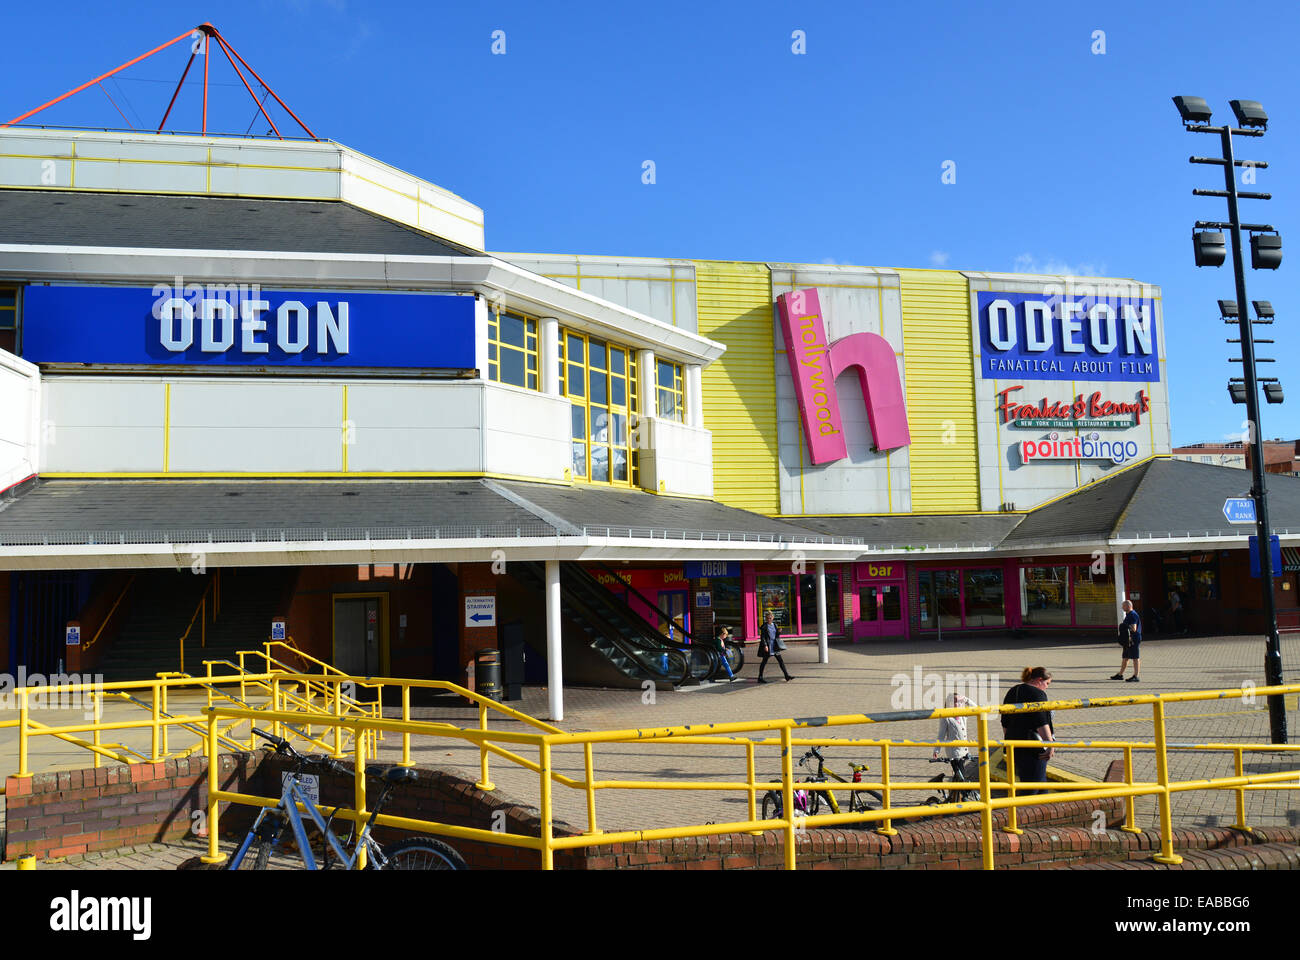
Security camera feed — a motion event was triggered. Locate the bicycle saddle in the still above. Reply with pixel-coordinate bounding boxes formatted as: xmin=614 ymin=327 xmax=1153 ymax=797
xmin=365 ymin=764 xmax=419 ymax=785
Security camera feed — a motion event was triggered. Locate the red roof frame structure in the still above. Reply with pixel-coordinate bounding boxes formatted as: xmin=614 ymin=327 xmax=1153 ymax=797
xmin=2 ymin=23 xmax=318 ymax=139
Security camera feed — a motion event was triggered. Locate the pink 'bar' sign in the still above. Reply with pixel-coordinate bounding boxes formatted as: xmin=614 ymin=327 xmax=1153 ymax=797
xmin=776 ymin=288 xmax=911 ymax=465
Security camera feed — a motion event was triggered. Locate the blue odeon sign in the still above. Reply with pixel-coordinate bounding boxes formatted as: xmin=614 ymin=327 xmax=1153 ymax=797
xmin=977 ymin=292 xmax=1161 ymax=383
xmin=21 ymin=284 xmax=476 ymax=369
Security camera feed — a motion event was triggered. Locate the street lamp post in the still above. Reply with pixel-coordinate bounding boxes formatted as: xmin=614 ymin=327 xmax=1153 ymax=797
xmin=1176 ymin=96 xmax=1287 ymax=743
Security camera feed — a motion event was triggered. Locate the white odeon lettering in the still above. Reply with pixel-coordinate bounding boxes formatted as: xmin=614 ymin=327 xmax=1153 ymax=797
xmin=159 ymin=298 xmax=350 ymax=356
xmin=985 ymin=298 xmax=1153 ymax=355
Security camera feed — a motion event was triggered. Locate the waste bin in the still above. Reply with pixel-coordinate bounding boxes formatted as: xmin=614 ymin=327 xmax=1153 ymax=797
xmin=474 ymin=648 xmax=503 ymax=702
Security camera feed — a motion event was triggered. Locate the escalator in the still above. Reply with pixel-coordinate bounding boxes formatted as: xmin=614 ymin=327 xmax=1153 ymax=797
xmin=513 ymin=562 xmax=740 ymax=689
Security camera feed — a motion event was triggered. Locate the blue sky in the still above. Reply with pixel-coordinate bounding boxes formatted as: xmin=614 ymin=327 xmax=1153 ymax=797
xmin=3 ymin=0 xmax=1297 ymax=447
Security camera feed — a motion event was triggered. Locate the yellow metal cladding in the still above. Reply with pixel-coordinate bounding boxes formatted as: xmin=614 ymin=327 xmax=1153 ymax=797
xmin=897 ymin=269 xmax=979 ymax=512
xmin=694 ymin=261 xmax=779 ymax=513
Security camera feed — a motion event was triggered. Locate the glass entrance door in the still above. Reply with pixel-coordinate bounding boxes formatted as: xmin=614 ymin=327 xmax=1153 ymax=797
xmin=855 ymin=582 xmax=905 ymax=639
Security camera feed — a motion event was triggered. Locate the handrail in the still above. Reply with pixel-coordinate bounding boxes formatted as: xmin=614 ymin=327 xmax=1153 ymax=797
xmin=84 ymin=574 xmax=137 ymax=651
xmin=192 ymin=680 xmax=1300 ymax=870
xmin=176 ymin=571 xmax=220 ymax=674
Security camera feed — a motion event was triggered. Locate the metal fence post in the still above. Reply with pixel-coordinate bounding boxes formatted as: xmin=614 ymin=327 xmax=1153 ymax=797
xmin=1151 ymin=699 xmax=1184 ymax=865
xmin=540 ymin=739 xmax=554 ymax=870
xmin=877 ymin=742 xmax=898 ymax=836
xmin=977 ymin=710 xmax=995 ymax=870
xmin=476 ymin=702 xmax=494 ymax=790
xmin=781 ymin=725 xmax=796 ymax=870
xmin=17 ymin=690 xmax=30 ymax=777
xmin=1003 ymin=745 xmax=1022 ymax=835
xmin=1233 ymin=746 xmax=1251 ymax=833
xmin=745 ymin=740 xmax=761 ymax=833
xmin=202 ymin=710 xmax=222 ymax=864
xmin=400 ymin=684 xmax=413 ymax=767
xmin=150 ymin=682 xmax=162 ymax=762
xmin=92 ymin=691 xmax=102 ymax=770
xmin=1122 ymin=745 xmax=1141 ymax=834
xmin=583 ymin=742 xmax=600 ymax=835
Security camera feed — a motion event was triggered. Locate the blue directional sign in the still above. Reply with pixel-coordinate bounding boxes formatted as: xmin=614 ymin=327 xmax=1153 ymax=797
xmin=1223 ymin=498 xmax=1257 ymax=524
xmin=1249 ymin=535 xmax=1283 ymax=579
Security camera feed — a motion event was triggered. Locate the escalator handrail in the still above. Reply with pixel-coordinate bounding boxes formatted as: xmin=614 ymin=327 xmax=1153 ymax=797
xmin=562 ymin=564 xmax=721 ymax=679
xmin=588 ymin=563 xmax=723 ymax=646
xmin=516 ymin=562 xmax=692 ymax=685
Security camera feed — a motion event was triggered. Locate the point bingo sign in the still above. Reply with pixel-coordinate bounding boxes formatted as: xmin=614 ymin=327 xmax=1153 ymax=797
xmin=977 ymin=291 xmax=1160 ymax=383
xmin=1020 ymin=432 xmax=1140 ymax=465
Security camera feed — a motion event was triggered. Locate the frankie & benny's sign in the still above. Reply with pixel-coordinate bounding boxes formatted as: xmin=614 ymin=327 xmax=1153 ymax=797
xmin=977 ymin=291 xmax=1160 ymax=383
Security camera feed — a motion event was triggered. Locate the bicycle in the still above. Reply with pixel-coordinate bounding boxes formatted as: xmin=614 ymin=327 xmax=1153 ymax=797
xmin=227 ymin=728 xmax=467 ymax=870
xmin=925 ymin=754 xmax=981 ymax=805
xmin=761 ymin=746 xmax=882 ymax=820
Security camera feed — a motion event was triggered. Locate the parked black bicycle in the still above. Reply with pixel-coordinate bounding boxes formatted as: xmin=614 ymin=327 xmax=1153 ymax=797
xmin=925 ymin=755 xmax=980 ymax=805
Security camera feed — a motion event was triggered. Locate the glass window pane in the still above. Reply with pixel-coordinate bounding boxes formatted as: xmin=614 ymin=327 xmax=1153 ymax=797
xmin=610 ymin=349 xmax=626 ymax=375
xmin=500 ymin=313 xmax=526 ymax=348
xmin=500 ymin=349 xmax=526 ymax=386
xmin=859 ymin=587 xmax=879 ymax=622
xmin=571 ymin=404 xmax=586 ymax=439
xmin=1073 ymin=566 xmax=1115 ymax=626
xmin=881 ymin=584 xmax=901 ymax=621
xmin=962 ymin=569 xmax=1005 ymax=627
xmin=567 ymin=335 xmax=584 ymax=363
xmin=612 ymin=447 xmax=628 ymax=481
xmin=590 ymin=340 xmax=607 ymax=371
xmin=1021 ymin=566 xmax=1071 ymax=625
xmin=591 ymin=445 xmax=610 ymax=482
xmin=568 ymin=364 xmax=585 ymax=398
xmin=798 ymin=574 xmax=842 ymax=634
xmin=658 ymin=387 xmax=676 ymax=420
xmin=657 ymin=359 xmax=674 ymax=389
xmin=0 ymin=290 xmax=16 ymax=307
xmin=919 ymin=570 xmax=960 ymax=630
xmin=589 ymin=368 xmax=607 ymax=405
xmin=610 ymin=412 xmax=627 ymax=445
xmin=487 ymin=342 xmax=497 ymax=362
xmin=527 ymin=354 xmax=537 ymax=371
xmin=590 ymin=409 xmax=609 ymax=443
xmin=571 ymin=442 xmax=587 ymax=478
xmin=610 ymin=376 xmax=626 ymax=407
xmin=757 ymin=575 xmax=793 ymax=632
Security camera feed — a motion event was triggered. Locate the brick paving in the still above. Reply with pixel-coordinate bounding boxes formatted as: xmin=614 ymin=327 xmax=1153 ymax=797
xmin=4 ymin=631 xmax=1300 ymax=869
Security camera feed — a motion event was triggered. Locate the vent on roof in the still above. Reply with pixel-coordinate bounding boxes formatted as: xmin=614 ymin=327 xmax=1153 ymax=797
xmin=999 ymin=502 xmax=1017 ymax=512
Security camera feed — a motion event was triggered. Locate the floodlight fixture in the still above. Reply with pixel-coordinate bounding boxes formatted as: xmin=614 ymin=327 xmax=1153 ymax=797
xmin=1194 ymin=230 xmax=1227 ymax=266
xmin=1253 ymin=300 xmax=1275 ymax=319
xmin=1263 ymin=382 xmax=1284 ymax=404
xmin=1251 ymin=232 xmax=1283 ymax=270
xmin=1228 ymin=382 xmax=1248 ymax=404
xmin=1229 ymin=99 xmax=1268 ymax=130
xmin=1173 ymin=95 xmax=1213 ymax=124
xmin=1218 ymin=299 xmax=1239 ymax=318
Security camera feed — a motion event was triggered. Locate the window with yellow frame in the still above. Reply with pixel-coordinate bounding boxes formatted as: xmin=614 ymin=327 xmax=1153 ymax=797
xmin=487 ymin=305 xmax=538 ymax=390
xmin=0 ymin=286 xmax=16 ymax=333
xmin=559 ymin=329 xmax=638 ymax=485
xmin=656 ymin=358 xmax=684 ymax=423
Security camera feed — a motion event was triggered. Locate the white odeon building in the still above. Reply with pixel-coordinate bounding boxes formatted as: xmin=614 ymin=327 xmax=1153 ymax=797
xmin=7 ymin=128 xmax=1288 ymax=721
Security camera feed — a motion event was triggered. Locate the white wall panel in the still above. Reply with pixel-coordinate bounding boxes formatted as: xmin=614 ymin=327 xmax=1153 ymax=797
xmin=640 ymin=418 xmax=714 ymax=497
xmin=168 ymin=381 xmax=341 ymax=472
xmin=0 ymin=350 xmax=40 ymax=487
xmin=41 ymin=378 xmax=164 ymax=472
xmin=347 ymin=382 xmax=484 ymax=472
xmin=483 ymin=384 xmax=570 ymax=480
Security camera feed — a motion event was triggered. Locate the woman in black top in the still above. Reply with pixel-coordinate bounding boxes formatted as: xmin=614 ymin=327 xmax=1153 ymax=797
xmin=1001 ymin=666 xmax=1056 ymax=795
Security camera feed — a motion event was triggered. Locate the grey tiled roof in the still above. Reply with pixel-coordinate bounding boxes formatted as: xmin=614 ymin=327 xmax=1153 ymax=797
xmin=0 ymin=189 xmax=471 ymax=256
xmin=0 ymin=478 xmax=857 ymax=547
xmin=789 ymin=514 xmax=1022 ymax=549
xmin=1114 ymin=458 xmax=1300 ymax=540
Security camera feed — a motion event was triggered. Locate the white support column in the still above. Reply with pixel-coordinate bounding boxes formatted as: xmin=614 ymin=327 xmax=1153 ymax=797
xmin=639 ymin=350 xmax=657 ymax=416
xmin=816 ymin=561 xmax=829 ymax=664
xmin=473 ymin=294 xmax=491 ymax=377
xmin=1113 ymin=550 xmax=1127 ymax=624
xmin=540 ymin=317 xmax=560 ymax=396
xmin=685 ymin=364 xmax=703 ymax=428
xmin=546 ymin=559 xmax=563 ymax=721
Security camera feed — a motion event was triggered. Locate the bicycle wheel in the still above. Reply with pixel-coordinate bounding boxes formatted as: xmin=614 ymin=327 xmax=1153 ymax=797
xmin=761 ymin=791 xmax=781 ymax=820
xmin=381 ymin=836 xmax=467 ymax=870
xmin=227 ymin=838 xmax=274 ymax=870
xmin=848 ymin=789 xmax=883 ymax=813
xmin=802 ymin=786 xmax=821 ymax=817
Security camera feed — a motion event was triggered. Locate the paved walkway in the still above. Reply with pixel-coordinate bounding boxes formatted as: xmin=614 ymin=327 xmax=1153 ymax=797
xmin=5 ymin=631 xmax=1300 ymax=869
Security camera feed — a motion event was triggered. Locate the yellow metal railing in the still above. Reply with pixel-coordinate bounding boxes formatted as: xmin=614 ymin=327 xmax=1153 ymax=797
xmin=176 ymin=571 xmax=221 ymax=674
xmin=83 ymin=573 xmax=137 ymax=652
xmin=196 ymin=678 xmax=1300 ymax=870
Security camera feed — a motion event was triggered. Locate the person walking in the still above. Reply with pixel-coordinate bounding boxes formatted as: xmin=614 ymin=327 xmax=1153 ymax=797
xmin=714 ymin=624 xmax=737 ymax=682
xmin=1001 ymin=667 xmax=1056 ymax=795
xmin=1111 ymin=599 xmax=1142 ymax=682
xmin=757 ymin=611 xmax=793 ymax=683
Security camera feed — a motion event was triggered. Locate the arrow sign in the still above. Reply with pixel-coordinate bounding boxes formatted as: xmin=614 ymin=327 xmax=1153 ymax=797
xmin=1223 ymin=498 xmax=1257 ymax=524
xmin=465 ymin=595 xmax=497 ymax=628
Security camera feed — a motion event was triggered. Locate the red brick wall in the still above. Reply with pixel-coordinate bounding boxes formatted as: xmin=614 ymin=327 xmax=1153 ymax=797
xmin=3 ymin=754 xmax=259 ymax=861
